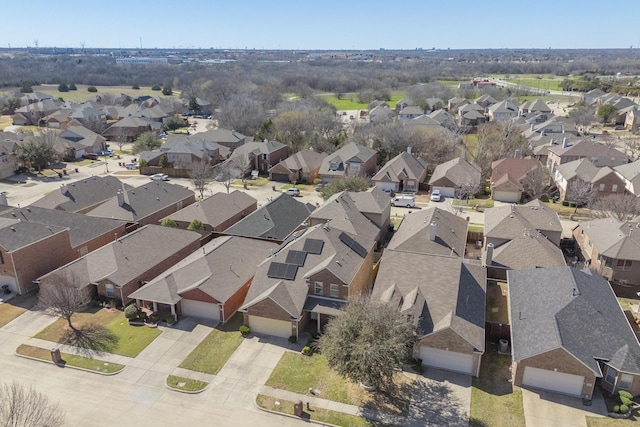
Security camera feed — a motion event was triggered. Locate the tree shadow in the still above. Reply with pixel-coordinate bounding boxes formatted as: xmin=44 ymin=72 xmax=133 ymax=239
xmin=62 ymin=322 xmax=119 ymax=354
xmin=360 ymin=378 xmax=412 ymax=416
xmin=402 ymin=379 xmax=468 ymax=427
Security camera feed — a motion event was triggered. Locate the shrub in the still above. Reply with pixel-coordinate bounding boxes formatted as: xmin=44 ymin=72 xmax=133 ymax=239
xmin=161 ymin=218 xmax=178 ymax=228
xmin=613 ymin=405 xmax=620 ymax=413
xmin=620 ymin=395 xmax=632 ymax=406
xmin=239 ymin=325 xmax=250 ymax=336
xmin=68 ymin=83 xmax=77 ymax=90
xmin=568 ymin=201 xmax=577 ymax=208
xmin=124 ymin=304 xmax=140 ymax=320
xmin=162 ymin=86 xmax=173 ymax=96
xmin=139 ymin=158 xmax=148 ymax=167
xmin=539 ymin=194 xmax=549 ymax=202
xmin=561 ymin=200 xmax=569 ymax=206
xmin=620 ymin=404 xmax=630 ymax=414
xmin=301 ymin=346 xmax=311 ymax=355
xmin=165 ymin=315 xmax=175 ymax=324
xmin=288 ymin=336 xmax=297 ymax=344
xmin=313 ymin=178 xmax=322 ymax=185
xmin=619 ymin=390 xmax=633 ymax=399
xmin=187 ymin=219 xmax=205 ymax=231
xmin=87 ymin=86 xmax=97 ymax=92
xmin=131 ymin=84 xmax=140 ymax=90
xmin=151 ymin=85 xmax=161 ymax=91
xmin=58 ymin=83 xmax=69 ymax=92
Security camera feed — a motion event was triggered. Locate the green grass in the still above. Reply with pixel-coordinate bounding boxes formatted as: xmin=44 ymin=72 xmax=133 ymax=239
xmin=468 ymin=223 xmax=484 ymax=233
xmin=16 ymin=344 xmax=124 ymax=374
xmin=618 ymin=297 xmax=639 ymax=312
xmin=256 ymin=395 xmax=380 ymax=427
xmin=462 ymin=133 xmax=479 ymax=159
xmin=166 ymin=375 xmax=208 ymax=392
xmin=0 ymin=115 xmax=12 ymax=131
xmin=438 ymin=80 xmax=468 ymax=87
xmin=179 ymin=314 xmax=244 ymax=375
xmin=34 ymin=309 xmax=161 ymax=357
xmin=33 ymin=84 xmax=181 ymax=104
xmin=542 ymin=201 xmax=591 ymax=220
xmin=586 ymin=417 xmax=636 ymax=427
xmin=280 ymin=183 xmax=314 ymax=191
xmin=506 ymin=78 xmax=564 ymax=92
xmin=318 ymin=92 xmax=405 ymax=111
xmin=453 ymin=197 xmax=494 ymax=210
xmin=230 ymin=177 xmax=270 ymax=188
xmin=470 ymin=346 xmax=525 ymax=427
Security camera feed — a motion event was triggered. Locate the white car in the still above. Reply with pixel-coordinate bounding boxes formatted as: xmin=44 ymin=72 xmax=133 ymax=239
xmin=282 ymin=187 xmax=300 ymax=197
xmin=150 ymin=173 xmax=169 ymax=181
xmin=430 ymin=190 xmax=441 ymax=202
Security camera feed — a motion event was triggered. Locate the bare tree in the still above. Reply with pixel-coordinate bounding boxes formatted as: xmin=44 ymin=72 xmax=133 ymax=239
xmin=474 ymin=121 xmax=529 ymax=180
xmin=455 ymin=178 xmax=482 ymax=204
xmin=589 ymin=193 xmax=640 ymax=221
xmin=188 ymin=157 xmax=213 ymax=199
xmin=521 ymin=166 xmax=551 ymax=201
xmin=623 ymin=136 xmax=640 ymax=161
xmin=0 ymin=382 xmax=65 ymax=427
xmin=213 ymin=159 xmax=245 ymax=194
xmin=37 ymin=272 xmax=88 ymax=331
xmin=569 ymin=104 xmax=596 ymax=134
xmin=216 ymin=94 xmax=266 ymax=137
xmin=566 ymin=178 xmax=595 ymax=213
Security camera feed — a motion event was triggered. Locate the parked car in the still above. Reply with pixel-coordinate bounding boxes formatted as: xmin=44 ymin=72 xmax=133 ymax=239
xmin=124 ymin=163 xmax=138 ymax=170
xmin=614 ymin=125 xmax=625 ymax=130
xmin=150 ymin=173 xmax=169 ymax=181
xmin=98 ymin=150 xmax=114 ymax=157
xmin=83 ymin=153 xmax=99 ymax=160
xmin=601 ymin=130 xmax=609 ymax=135
xmin=315 ymin=183 xmax=325 ymax=192
xmin=430 ymin=189 xmax=442 ymax=202
xmin=391 ymin=195 xmax=415 ymax=208
xmin=283 ymin=187 xmax=300 ymax=197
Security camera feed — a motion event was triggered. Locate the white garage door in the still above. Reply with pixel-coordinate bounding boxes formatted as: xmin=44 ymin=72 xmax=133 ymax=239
xmin=419 ymin=347 xmax=474 ymax=374
xmin=493 ymin=191 xmax=519 ymax=203
xmin=522 ymin=366 xmax=584 ymax=397
xmin=375 ymin=182 xmax=397 ymax=193
xmin=433 ymin=186 xmax=455 ymax=198
xmin=181 ymin=299 xmax=219 ymax=321
xmin=249 ymin=315 xmax=291 ymax=338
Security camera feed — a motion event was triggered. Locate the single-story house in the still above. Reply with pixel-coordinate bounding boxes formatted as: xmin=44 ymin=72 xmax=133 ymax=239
xmin=371 ymin=150 xmax=427 ymax=194
xmin=269 ymin=149 xmax=327 ymax=183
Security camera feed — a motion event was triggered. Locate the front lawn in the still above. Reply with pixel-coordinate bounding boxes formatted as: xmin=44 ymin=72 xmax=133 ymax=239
xmin=0 ymin=293 xmax=35 ymax=328
xmin=266 ymin=352 xmax=412 ymax=416
xmin=542 ymin=201 xmax=591 ymax=220
xmin=586 ymin=417 xmax=637 ymax=427
xmin=179 ymin=313 xmax=243 ymax=375
xmin=470 ymin=346 xmax=525 ymax=427
xmin=17 ymin=344 xmax=124 ymax=374
xmin=34 ymin=309 xmax=161 ymax=357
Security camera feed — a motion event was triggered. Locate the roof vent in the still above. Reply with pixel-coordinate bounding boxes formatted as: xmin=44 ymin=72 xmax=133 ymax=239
xmin=10 ymin=226 xmax=15 ymax=231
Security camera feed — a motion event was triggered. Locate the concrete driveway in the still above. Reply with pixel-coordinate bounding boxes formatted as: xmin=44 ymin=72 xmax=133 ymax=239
xmin=522 ymin=388 xmax=608 ymax=427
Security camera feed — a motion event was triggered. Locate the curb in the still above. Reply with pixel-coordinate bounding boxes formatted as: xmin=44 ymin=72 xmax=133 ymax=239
xmin=254 ymin=395 xmax=340 ymax=427
xmin=165 ymin=377 xmax=209 ymax=394
xmin=15 ymin=351 xmax=124 ymax=376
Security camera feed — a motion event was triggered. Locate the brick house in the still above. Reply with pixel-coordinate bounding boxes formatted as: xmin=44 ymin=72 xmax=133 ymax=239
xmin=371 ymin=150 xmax=427 ymax=194
xmin=228 ymin=140 xmax=289 ymax=174
xmin=268 ymin=149 xmax=327 ymax=184
xmin=508 ymin=266 xmax=640 ymax=398
xmin=490 ymin=157 xmax=544 ymax=203
xmin=573 ymin=218 xmax=640 ymax=286
xmin=428 ymin=157 xmax=482 ymax=198
xmin=37 ymin=225 xmax=201 ymax=305
xmin=546 ymin=139 xmax=629 ymax=174
xmin=240 ymin=223 xmax=375 ymax=339
xmin=318 ymin=142 xmax=378 ymax=183
xmin=128 ymin=236 xmax=278 ymax=322
xmin=371 ymin=208 xmax=485 ymax=376
xmin=554 ymin=158 xmax=625 ymax=201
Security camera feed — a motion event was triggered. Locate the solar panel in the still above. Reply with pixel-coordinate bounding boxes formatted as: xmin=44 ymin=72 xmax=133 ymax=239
xmin=286 ymin=250 xmax=307 ymax=266
xmin=267 ymin=262 xmax=299 ymax=280
xmin=338 ymin=232 xmax=368 ymax=259
xmin=303 ymin=238 xmax=324 ymax=255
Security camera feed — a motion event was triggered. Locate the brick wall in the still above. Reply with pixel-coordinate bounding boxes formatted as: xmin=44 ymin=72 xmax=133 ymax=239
xmin=417 ymin=328 xmax=483 ymax=377
xmin=246 ymin=297 xmax=291 ymax=321
xmin=182 ymin=288 xmax=218 ymax=304
xmin=221 ymin=280 xmax=252 ymax=323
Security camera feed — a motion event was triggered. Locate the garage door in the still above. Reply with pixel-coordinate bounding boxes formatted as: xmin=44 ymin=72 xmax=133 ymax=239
xmin=522 ymin=366 xmax=584 ymax=397
xmin=270 ymin=173 xmax=290 ymax=182
xmin=375 ymin=182 xmax=397 ymax=193
xmin=433 ymin=186 xmax=455 ymax=198
xmin=248 ymin=315 xmax=291 ymax=338
xmin=181 ymin=299 xmax=219 ymax=321
xmin=419 ymin=347 xmax=474 ymax=374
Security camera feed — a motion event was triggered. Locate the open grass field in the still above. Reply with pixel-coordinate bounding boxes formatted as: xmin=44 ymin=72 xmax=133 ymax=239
xmin=506 ymin=78 xmax=564 ymax=92
xmin=35 ymin=308 xmax=161 ymax=357
xmin=23 ymin=85 xmax=181 ymax=104
xmin=318 ymin=92 xmax=405 ymax=111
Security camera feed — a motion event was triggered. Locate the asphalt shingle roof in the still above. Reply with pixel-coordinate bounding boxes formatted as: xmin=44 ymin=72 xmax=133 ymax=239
xmin=162 ymin=190 xmax=256 ymax=230
xmin=30 ymin=176 xmax=132 ymax=213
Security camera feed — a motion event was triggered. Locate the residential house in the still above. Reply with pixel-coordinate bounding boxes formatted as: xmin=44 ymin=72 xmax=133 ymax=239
xmin=372 ymin=208 xmax=486 ymax=375
xmin=129 ymin=236 xmax=277 ymax=322
xmin=624 ymin=108 xmax=640 ymax=132
xmin=347 ymin=187 xmax=391 ymax=231
xmin=614 ymin=159 xmax=640 ymax=196
xmin=318 ymin=142 xmax=377 ymax=183
xmin=141 ymin=135 xmax=227 ymax=168
xmin=102 ymin=116 xmax=161 ymax=142
xmin=426 ymin=98 xmax=444 ymax=111
xmin=228 ymin=140 xmax=288 ymax=175
xmin=448 ymin=97 xmax=469 ymax=114
xmin=474 ymin=94 xmax=498 ymax=112
xmin=70 ymin=105 xmax=107 ymax=129
xmin=428 ymin=109 xmax=456 ymax=129
xmin=196 ymin=128 xmax=249 ymax=151
xmin=371 ymin=150 xmax=427 ymax=193
xmin=522 ymin=116 xmax=578 ymax=140
xmin=369 ymin=104 xmax=393 ymax=123
xmin=240 ymin=223 xmax=375 ymax=339
xmin=554 ymin=159 xmax=624 ymax=201
xmin=405 ymin=115 xmax=443 ymax=128
xmin=394 ymin=97 xmax=412 ymax=113
xmin=160 ymin=190 xmax=257 ymax=233
xmin=581 ymin=88 xmax=606 ymax=104
xmin=223 ymin=194 xmax=315 ymax=243
xmin=30 ymin=176 xmax=132 ymax=214
xmin=518 ymin=99 xmax=552 ymax=116
xmin=488 ymin=100 xmax=519 ymax=122
xmin=14 ymin=99 xmax=61 ymax=125
xmin=508 ymin=266 xmax=640 ymax=398
xmin=43 ymin=109 xmax=73 ymax=129
xmin=459 ymin=108 xmax=487 ymax=127
xmin=37 ymin=225 xmax=201 ymax=305
xmin=85 ymin=181 xmax=195 ymax=230
xmin=429 ymin=157 xmax=482 ymax=198
xmin=0 ymin=203 xmax=126 ymax=295
xmin=0 ymin=135 xmax=19 ymax=180
xmin=490 ymin=157 xmax=544 ymax=203
xmin=269 ymin=149 xmax=327 ymax=183
xmin=57 ymin=123 xmax=107 ymax=159
xmin=398 ymin=106 xmax=424 ymax=120
xmin=546 ymin=139 xmax=629 ymax=174
xmin=573 ymin=218 xmax=640 ymax=286
xmin=483 ymin=200 xmax=565 ymax=280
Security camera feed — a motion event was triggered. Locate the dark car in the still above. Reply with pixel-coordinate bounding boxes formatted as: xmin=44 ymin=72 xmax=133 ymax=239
xmin=83 ymin=153 xmax=99 ymax=160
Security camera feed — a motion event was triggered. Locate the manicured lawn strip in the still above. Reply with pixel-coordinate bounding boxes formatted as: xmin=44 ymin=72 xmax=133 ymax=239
xmin=618 ymin=297 xmax=639 ymax=312
xmin=0 ymin=303 xmax=28 ymax=328
xmin=34 ymin=309 xmax=161 ymax=357
xmin=179 ymin=328 xmax=243 ymax=375
xmin=166 ymin=375 xmax=208 ymax=392
xmin=542 ymin=201 xmax=591 ymax=220
xmin=586 ymin=416 xmax=636 ymax=426
xmin=256 ymin=395 xmax=377 ymax=427
xmin=16 ymin=344 xmax=124 ymax=373
xmin=231 ymin=177 xmax=270 ymax=187
xmin=452 ymin=197 xmax=494 ymax=210
xmin=469 ymin=347 xmax=525 ymax=427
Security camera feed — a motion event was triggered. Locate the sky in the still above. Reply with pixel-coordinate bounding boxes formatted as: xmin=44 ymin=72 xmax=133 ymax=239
xmin=2 ymin=0 xmax=639 ymax=50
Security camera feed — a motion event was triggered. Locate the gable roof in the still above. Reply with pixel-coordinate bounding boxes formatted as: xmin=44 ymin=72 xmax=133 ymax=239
xmin=309 ymin=191 xmax=380 ymax=238
xmin=488 ymin=99 xmax=518 ymax=114
xmin=488 ymin=231 xmax=566 ymax=270
xmin=162 ymin=190 xmax=256 ymax=230
xmin=577 ymin=218 xmax=640 ymax=260
xmin=224 ymin=194 xmax=315 ymax=241
xmin=556 ymin=158 xmax=616 ymax=183
xmin=429 ymin=157 xmax=481 ymax=188
xmin=509 ymin=266 xmax=640 ymax=376
xmin=319 ymin=142 xmax=377 ymax=177
xmin=485 ymin=199 xmax=563 ymax=239
xmin=0 ymin=217 xmax=69 ymax=252
xmin=372 ymin=151 xmax=427 ymax=183
xmin=615 ymin=159 xmax=640 ymax=194
xmin=30 ymin=176 xmax=132 ymax=213
xmin=547 ymin=139 xmax=627 ymax=160
xmin=128 ymin=236 xmax=278 ymax=305
xmin=491 ymin=157 xmax=543 ymax=191
xmin=241 ymin=224 xmax=374 ymax=317
xmin=230 ymin=140 xmax=287 ymax=161
xmin=269 ymin=149 xmax=327 ymax=174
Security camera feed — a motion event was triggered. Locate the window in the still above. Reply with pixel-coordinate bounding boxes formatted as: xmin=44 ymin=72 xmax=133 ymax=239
xmin=615 ymin=259 xmax=633 ymax=270
xmin=105 ymin=284 xmax=115 ymax=298
xmin=330 ymin=284 xmax=339 ymax=298
xmin=262 ymin=153 xmax=268 ymax=160
xmin=0 ymin=251 xmax=3 ymax=264
xmin=605 ymin=366 xmax=618 ymax=385
xmin=314 ymin=281 xmax=323 ymax=295
xmin=612 ymin=184 xmax=618 ymax=193
xmin=599 ymin=183 xmax=605 ymax=192
xmin=619 ymin=374 xmax=634 ymax=391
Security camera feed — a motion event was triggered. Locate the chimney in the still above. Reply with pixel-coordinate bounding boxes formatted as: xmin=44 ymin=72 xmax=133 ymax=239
xmin=406 ymin=146 xmax=412 ymax=154
xmin=429 ymin=222 xmax=437 ymax=242
xmin=0 ymin=192 xmax=7 ymax=205
xmin=562 ymin=137 xmax=568 ymax=148
xmin=514 ymin=149 xmax=521 ymax=159
xmin=460 ymin=148 xmax=466 ymax=160
xmin=485 ymin=243 xmax=494 ymax=266
xmin=116 ymin=190 xmax=125 ymax=206
xmin=60 ymin=184 xmax=68 ymax=195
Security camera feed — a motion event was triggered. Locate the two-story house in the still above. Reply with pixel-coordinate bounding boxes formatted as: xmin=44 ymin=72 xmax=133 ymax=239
xmin=318 ymin=142 xmax=377 ymax=183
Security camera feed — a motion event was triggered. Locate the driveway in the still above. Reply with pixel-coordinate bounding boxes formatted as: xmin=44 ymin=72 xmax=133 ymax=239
xmin=522 ymin=388 xmax=608 ymax=427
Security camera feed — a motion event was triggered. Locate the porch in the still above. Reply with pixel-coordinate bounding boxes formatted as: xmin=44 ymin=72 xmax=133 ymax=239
xmin=303 ymin=296 xmax=347 ymax=334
